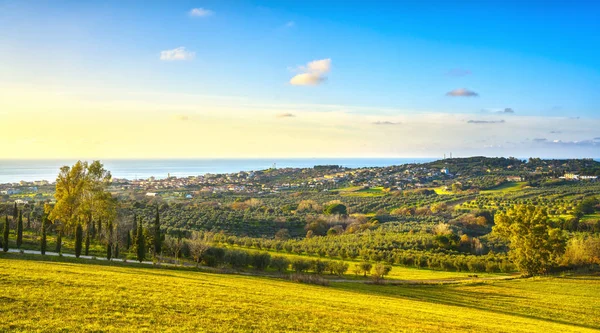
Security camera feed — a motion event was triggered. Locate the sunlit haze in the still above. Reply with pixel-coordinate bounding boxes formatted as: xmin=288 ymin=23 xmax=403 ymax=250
xmin=1 ymin=1 xmax=599 ymax=159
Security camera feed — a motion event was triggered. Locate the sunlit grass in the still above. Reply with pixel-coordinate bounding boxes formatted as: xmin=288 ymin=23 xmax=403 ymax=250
xmin=1 ymin=254 xmax=598 ymax=332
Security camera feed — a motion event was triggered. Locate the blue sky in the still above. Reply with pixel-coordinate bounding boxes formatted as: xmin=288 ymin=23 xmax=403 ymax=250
xmin=0 ymin=1 xmax=599 ymax=158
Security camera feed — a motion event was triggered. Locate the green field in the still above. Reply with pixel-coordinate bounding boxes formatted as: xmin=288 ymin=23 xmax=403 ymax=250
xmin=480 ymin=181 xmax=527 ymax=193
xmin=335 ymin=186 xmax=387 ymax=197
xmin=581 ymin=213 xmax=600 ymax=222
xmin=1 ymin=254 xmax=598 ymax=332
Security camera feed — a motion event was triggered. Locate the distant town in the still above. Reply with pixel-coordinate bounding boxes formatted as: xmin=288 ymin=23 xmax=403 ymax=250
xmin=2 ymin=157 xmax=598 ymax=205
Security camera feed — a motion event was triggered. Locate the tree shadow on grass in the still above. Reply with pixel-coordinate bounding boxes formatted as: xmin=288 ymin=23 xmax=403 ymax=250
xmin=330 ymin=281 xmax=600 ymax=331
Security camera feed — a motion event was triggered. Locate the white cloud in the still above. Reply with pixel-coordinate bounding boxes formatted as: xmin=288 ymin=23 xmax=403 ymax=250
xmin=446 ymin=88 xmax=479 ymax=97
xmin=189 ymin=8 xmax=214 ymax=17
xmin=289 ymin=58 xmax=331 ymax=86
xmin=285 ymin=21 xmax=295 ymax=28
xmin=160 ymin=47 xmax=195 ymax=61
xmin=467 ymin=119 xmax=505 ymax=124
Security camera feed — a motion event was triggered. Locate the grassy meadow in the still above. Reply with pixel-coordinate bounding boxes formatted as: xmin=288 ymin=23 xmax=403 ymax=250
xmin=1 ymin=253 xmax=598 ymax=332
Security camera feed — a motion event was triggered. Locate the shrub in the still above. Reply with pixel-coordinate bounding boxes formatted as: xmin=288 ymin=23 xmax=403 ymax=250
xmin=291 ymin=259 xmax=311 ymax=273
xmin=250 ymin=252 xmax=271 ymax=271
xmin=270 ymin=256 xmax=290 ymax=272
xmin=287 ymin=273 xmax=329 ymax=286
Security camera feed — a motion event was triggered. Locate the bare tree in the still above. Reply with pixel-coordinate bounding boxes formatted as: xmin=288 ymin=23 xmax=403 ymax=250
xmin=165 ymin=235 xmax=185 ymax=263
xmin=189 ymin=231 xmax=212 ymax=267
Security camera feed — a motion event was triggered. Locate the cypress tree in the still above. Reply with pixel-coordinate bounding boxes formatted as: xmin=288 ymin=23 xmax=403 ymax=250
xmin=154 ymin=206 xmax=161 ymax=256
xmin=131 ymin=214 xmax=138 ymax=245
xmin=107 ymin=220 xmax=113 ymax=260
xmin=56 ymin=228 xmax=62 ymax=254
xmin=16 ymin=210 xmax=23 ymax=249
xmin=126 ymin=230 xmax=131 ymax=250
xmin=27 ymin=211 xmax=32 ymax=229
xmin=84 ymin=224 xmax=90 ymax=256
xmin=136 ymin=218 xmax=145 ymax=262
xmin=89 ymin=216 xmax=96 ymax=239
xmin=97 ymin=218 xmax=102 ymax=239
xmin=107 ymin=242 xmax=112 ymax=260
xmin=75 ymin=223 xmax=83 ymax=258
xmin=40 ymin=215 xmax=47 ymax=255
xmin=12 ymin=203 xmax=18 ymax=221
xmin=2 ymin=216 xmax=8 ymax=252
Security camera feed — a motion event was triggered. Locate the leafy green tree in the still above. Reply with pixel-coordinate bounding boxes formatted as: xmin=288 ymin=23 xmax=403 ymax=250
xmin=75 ymin=223 xmax=83 ymax=258
xmin=274 ymin=228 xmax=290 ymax=240
xmin=16 ymin=210 xmax=23 ymax=249
xmin=2 ymin=216 xmax=8 ymax=252
xmin=49 ymin=162 xmax=87 ymax=229
xmin=324 ymin=203 xmax=347 ymax=215
xmin=371 ymin=263 xmax=392 ymax=281
xmin=50 ymin=161 xmax=115 ymax=239
xmin=358 ymin=262 xmax=372 ymax=277
xmin=313 ymin=260 xmax=328 ymax=275
xmin=291 ymin=258 xmax=311 ymax=273
xmin=493 ymin=205 xmax=566 ymax=276
xmin=574 ymin=198 xmax=598 ymax=218
xmin=250 ymin=252 xmax=271 ymax=271
xmin=332 ymin=262 xmax=349 ymax=276
xmin=270 ymin=256 xmax=290 ymax=272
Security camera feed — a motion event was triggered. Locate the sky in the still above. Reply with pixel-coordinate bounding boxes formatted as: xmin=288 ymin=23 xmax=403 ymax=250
xmin=1 ymin=0 xmax=599 ymax=159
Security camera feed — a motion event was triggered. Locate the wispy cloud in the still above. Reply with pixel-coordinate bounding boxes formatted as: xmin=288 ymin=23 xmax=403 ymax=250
xmin=446 ymin=69 xmax=471 ymax=77
xmin=372 ymin=121 xmax=401 ymax=125
xmin=546 ymin=138 xmax=600 ymax=147
xmin=285 ymin=21 xmax=295 ymax=28
xmin=481 ymin=107 xmax=515 ymax=114
xmin=533 ymin=138 xmax=547 ymax=142
xmin=446 ymin=88 xmax=479 ymax=97
xmin=160 ymin=47 xmax=195 ymax=61
xmin=276 ymin=113 xmax=295 ymax=118
xmin=289 ymin=58 xmax=331 ymax=86
xmin=467 ymin=120 xmax=505 ymax=124
xmin=189 ymin=8 xmax=214 ymax=17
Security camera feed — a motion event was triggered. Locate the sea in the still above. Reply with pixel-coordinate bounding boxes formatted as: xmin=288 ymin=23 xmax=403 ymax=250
xmin=0 ymin=158 xmax=436 ymax=184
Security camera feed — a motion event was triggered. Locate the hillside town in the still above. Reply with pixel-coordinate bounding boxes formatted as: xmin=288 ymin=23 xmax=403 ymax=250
xmin=1 ymin=158 xmax=598 ymax=205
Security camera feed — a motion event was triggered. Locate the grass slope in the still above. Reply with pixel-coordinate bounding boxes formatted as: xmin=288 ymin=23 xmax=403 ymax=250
xmin=1 ymin=254 xmax=599 ymax=332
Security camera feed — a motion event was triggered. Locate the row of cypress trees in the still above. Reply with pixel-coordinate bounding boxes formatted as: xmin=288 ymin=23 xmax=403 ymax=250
xmin=1 ymin=205 xmax=25 ymax=252
xmin=2 ymin=205 xmax=162 ymax=265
